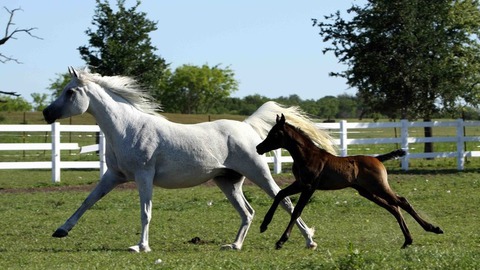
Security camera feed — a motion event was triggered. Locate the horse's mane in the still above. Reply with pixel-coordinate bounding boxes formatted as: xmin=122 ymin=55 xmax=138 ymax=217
xmin=245 ymin=101 xmax=337 ymax=155
xmin=76 ymin=69 xmax=162 ymax=116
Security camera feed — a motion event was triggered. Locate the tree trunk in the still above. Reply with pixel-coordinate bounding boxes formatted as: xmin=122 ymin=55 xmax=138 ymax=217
xmin=424 ymin=118 xmax=434 ymax=160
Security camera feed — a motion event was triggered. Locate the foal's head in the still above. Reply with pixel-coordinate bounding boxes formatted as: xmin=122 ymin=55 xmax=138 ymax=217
xmin=256 ymin=114 xmax=292 ymax=155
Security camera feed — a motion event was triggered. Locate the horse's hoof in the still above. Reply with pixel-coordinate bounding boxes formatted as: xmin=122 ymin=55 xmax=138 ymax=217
xmin=220 ymin=244 xmax=240 ymax=250
xmin=128 ymin=244 xmax=151 ymax=253
xmin=433 ymin=227 xmax=444 ymax=234
xmin=52 ymin=228 xmax=68 ymax=238
xmin=260 ymin=224 xmax=268 ymax=233
xmin=307 ymin=241 xmax=318 ymax=250
xmin=275 ymin=241 xmax=284 ymax=250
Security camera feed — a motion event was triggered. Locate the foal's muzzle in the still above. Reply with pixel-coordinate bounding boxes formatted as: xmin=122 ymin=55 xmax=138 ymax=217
xmin=256 ymin=143 xmax=267 ymax=155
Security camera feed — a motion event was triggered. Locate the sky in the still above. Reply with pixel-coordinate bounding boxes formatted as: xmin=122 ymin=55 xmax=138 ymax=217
xmin=0 ymin=0 xmax=362 ymax=104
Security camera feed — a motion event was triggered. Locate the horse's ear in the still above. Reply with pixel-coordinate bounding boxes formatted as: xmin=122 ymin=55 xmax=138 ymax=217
xmin=68 ymin=66 xmax=79 ymax=79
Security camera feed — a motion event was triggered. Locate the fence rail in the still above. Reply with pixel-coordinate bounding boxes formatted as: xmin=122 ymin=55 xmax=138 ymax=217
xmin=264 ymin=119 xmax=480 ymax=173
xmin=0 ymin=123 xmax=106 ymax=183
xmin=0 ymin=119 xmax=479 ymax=182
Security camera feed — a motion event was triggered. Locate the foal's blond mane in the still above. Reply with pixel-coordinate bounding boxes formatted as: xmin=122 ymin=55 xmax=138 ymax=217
xmin=245 ymin=101 xmax=338 ymax=155
xmin=76 ymin=69 xmax=162 ymax=116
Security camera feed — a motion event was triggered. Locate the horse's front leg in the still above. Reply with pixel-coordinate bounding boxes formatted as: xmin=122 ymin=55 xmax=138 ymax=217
xmin=276 ymin=188 xmax=315 ymax=249
xmin=52 ymin=170 xmax=124 ymax=238
xmin=260 ymin=180 xmax=304 ymax=233
xmin=128 ymin=170 xmax=155 ymax=253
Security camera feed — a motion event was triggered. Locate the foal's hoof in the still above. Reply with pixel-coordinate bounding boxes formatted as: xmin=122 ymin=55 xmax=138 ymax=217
xmin=401 ymin=240 xmax=413 ymax=249
xmin=433 ymin=227 xmax=444 ymax=234
xmin=52 ymin=228 xmax=68 ymax=238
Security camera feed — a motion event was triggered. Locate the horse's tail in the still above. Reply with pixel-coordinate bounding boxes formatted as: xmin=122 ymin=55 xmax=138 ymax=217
xmin=375 ymin=149 xmax=406 ymax=162
xmin=244 ymin=101 xmax=338 ymax=154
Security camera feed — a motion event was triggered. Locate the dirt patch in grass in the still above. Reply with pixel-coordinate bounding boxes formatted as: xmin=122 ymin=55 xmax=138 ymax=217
xmin=0 ymin=175 xmax=295 ymax=194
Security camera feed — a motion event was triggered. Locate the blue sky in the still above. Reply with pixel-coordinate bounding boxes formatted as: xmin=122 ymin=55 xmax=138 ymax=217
xmin=0 ymin=0 xmax=362 ymax=103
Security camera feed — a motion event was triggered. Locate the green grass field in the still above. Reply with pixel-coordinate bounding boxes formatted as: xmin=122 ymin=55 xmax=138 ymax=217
xmin=0 ymin=112 xmax=479 ymax=268
xmin=0 ymin=169 xmax=478 ymax=269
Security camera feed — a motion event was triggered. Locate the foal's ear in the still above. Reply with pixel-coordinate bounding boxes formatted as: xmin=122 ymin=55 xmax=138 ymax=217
xmin=68 ymin=66 xmax=79 ymax=79
xmin=276 ymin=114 xmax=286 ymax=125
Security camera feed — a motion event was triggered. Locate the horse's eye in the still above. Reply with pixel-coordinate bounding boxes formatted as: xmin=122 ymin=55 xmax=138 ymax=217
xmin=66 ymin=89 xmax=75 ymax=96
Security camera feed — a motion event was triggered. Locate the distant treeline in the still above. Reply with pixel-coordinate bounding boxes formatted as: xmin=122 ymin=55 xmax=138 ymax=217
xmin=201 ymin=93 xmax=480 ymax=121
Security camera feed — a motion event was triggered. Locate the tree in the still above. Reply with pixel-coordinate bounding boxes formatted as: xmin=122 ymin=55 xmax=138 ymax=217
xmin=316 ymin=96 xmax=339 ymax=120
xmin=0 ymin=95 xmax=32 ymax=111
xmin=337 ymin=94 xmax=359 ymax=118
xmin=1 ymin=7 xmax=41 ymax=64
xmin=47 ymin=72 xmax=71 ymax=98
xmin=160 ymin=64 xmax=238 ymax=114
xmin=315 ymin=0 xmax=480 ymax=154
xmin=1 ymin=7 xmax=41 ymax=102
xmin=314 ymin=0 xmax=480 ymax=120
xmin=31 ymin=93 xmax=49 ymax=111
xmin=78 ymin=0 xmax=167 ymax=93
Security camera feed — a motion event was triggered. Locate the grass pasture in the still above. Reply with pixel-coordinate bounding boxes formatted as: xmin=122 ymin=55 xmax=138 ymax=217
xmin=0 ymin=112 xmax=479 ymax=268
xmin=0 ymin=169 xmax=479 ymax=269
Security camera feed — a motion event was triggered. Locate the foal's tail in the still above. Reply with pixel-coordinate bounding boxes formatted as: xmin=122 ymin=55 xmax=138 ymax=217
xmin=244 ymin=101 xmax=338 ymax=155
xmin=375 ymin=149 xmax=406 ymax=162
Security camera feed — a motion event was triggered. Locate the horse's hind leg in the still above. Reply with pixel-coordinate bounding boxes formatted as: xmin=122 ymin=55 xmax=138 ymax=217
xmin=353 ymin=186 xmax=413 ymax=248
xmin=396 ymin=195 xmax=443 ymax=234
xmin=214 ymin=173 xmax=254 ymax=250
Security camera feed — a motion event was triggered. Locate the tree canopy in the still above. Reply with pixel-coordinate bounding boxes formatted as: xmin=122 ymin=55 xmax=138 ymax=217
xmin=314 ymin=0 xmax=480 ymax=120
xmin=0 ymin=95 xmax=32 ymax=111
xmin=78 ymin=0 xmax=167 ymax=90
xmin=159 ymin=64 xmax=238 ymax=114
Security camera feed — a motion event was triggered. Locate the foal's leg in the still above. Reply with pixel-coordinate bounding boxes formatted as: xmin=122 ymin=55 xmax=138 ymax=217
xmin=52 ymin=170 xmax=125 ymax=238
xmin=241 ymin=166 xmax=317 ymax=249
xmin=353 ymin=186 xmax=413 ymax=248
xmin=275 ymin=188 xmax=315 ymax=249
xmin=214 ymin=174 xmax=254 ymax=250
xmin=395 ymin=195 xmax=443 ymax=234
xmin=260 ymin=180 xmax=304 ymax=233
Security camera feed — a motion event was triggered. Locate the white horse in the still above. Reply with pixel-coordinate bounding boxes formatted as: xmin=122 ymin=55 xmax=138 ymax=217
xmin=43 ymin=67 xmax=336 ymax=253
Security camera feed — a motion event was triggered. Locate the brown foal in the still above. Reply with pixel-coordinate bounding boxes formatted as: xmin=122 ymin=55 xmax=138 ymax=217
xmin=256 ymin=114 xmax=443 ymax=249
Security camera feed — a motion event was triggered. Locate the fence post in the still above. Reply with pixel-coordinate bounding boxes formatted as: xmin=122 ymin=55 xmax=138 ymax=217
xmin=51 ymin=122 xmax=61 ymax=183
xmin=401 ymin=119 xmax=409 ymax=171
xmin=99 ymin=129 xmax=107 ymax=177
xmin=456 ymin=118 xmax=465 ymax=170
xmin=340 ymin=120 xmax=348 ymax=157
xmin=273 ymin=149 xmax=282 ymax=174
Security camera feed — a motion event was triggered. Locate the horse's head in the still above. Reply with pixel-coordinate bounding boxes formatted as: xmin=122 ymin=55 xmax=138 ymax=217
xmin=43 ymin=67 xmax=91 ymax=124
xmin=256 ymin=114 xmax=288 ymax=155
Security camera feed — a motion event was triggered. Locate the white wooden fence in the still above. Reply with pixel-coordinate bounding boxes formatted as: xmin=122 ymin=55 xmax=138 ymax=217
xmin=0 ymin=123 xmax=106 ymax=183
xmin=0 ymin=119 xmax=479 ymax=182
xmin=264 ymin=119 xmax=480 ymax=173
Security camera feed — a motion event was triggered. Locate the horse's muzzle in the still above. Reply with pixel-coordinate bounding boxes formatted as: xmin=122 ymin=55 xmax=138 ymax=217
xmin=43 ymin=107 xmax=57 ymax=124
